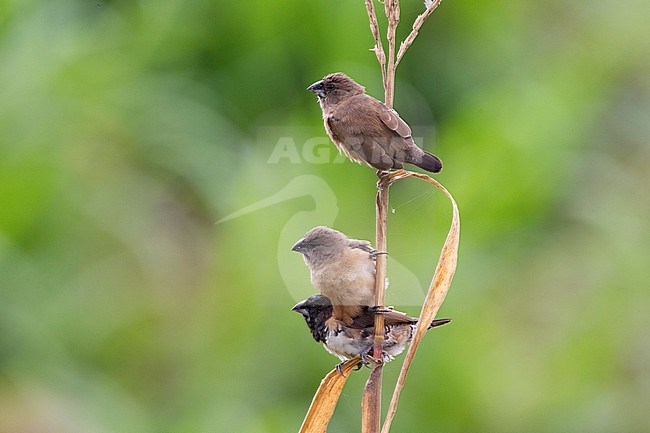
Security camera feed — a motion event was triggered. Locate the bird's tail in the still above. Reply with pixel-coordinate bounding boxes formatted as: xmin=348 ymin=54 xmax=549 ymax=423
xmin=428 ymin=318 xmax=452 ymax=329
xmin=412 ymin=150 xmax=443 ymax=173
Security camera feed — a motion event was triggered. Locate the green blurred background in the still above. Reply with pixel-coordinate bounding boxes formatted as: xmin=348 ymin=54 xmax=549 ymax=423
xmin=1 ymin=0 xmax=649 ymax=431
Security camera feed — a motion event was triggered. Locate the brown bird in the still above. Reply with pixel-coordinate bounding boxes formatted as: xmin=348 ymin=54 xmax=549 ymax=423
xmin=291 ymin=226 xmax=377 ymax=326
xmin=292 ymin=293 xmax=451 ymax=366
xmin=307 ymin=72 xmax=443 ymax=173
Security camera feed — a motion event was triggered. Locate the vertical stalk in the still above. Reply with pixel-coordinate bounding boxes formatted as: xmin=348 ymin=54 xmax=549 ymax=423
xmin=363 ymin=1 xmax=445 ymax=431
xmin=362 ymin=172 xmax=390 ymax=433
xmin=363 ymin=1 xmax=400 ymax=431
xmin=373 ymin=174 xmax=389 ymax=361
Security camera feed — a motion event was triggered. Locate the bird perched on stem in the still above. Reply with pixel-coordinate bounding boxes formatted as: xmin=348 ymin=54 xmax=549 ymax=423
xmin=292 ymin=226 xmax=377 ymax=326
xmin=292 ymin=293 xmax=451 ymax=369
xmin=307 ymin=72 xmax=443 ymax=173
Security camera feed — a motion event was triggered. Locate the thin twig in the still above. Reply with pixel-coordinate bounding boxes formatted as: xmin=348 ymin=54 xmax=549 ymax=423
xmin=383 ymin=0 xmax=400 ymax=107
xmin=395 ymin=0 xmax=443 ymax=68
xmin=364 ymin=0 xmax=387 ymax=91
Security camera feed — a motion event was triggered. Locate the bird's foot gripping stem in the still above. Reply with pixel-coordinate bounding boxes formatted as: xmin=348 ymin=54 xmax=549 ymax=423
xmin=335 ymin=358 xmax=363 ymax=377
xmin=370 ymin=250 xmax=388 ymax=259
xmin=359 ymin=347 xmax=384 ymax=367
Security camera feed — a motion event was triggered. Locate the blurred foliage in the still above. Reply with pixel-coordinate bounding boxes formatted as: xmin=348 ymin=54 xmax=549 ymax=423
xmin=0 ymin=0 xmax=649 ymax=431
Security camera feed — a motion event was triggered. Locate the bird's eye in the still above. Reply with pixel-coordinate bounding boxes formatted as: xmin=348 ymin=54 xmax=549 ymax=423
xmin=325 ymin=83 xmax=335 ymax=91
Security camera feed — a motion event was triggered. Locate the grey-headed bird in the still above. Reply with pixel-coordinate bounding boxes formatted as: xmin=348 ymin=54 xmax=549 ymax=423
xmin=292 ymin=226 xmax=377 ymax=326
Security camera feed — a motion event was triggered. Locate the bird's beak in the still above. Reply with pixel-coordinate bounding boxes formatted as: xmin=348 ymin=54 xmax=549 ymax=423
xmin=292 ymin=300 xmax=306 ymax=312
xmin=307 ymin=80 xmax=325 ymax=98
xmin=291 ymin=238 xmax=305 ymax=252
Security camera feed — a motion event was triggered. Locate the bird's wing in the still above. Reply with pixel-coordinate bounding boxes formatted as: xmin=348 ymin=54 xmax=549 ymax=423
xmin=378 ymin=107 xmax=412 ymax=140
xmin=349 ymin=239 xmax=375 ymax=254
xmin=325 ymin=116 xmax=343 ymax=144
xmin=372 ymin=101 xmax=419 ymax=157
xmin=349 ymin=308 xmax=416 ymax=329
xmin=383 ymin=310 xmax=418 ymax=326
xmin=327 ymin=117 xmax=396 ymax=170
xmin=326 ymin=97 xmax=404 ymax=170
xmin=358 ymin=136 xmax=399 ymax=170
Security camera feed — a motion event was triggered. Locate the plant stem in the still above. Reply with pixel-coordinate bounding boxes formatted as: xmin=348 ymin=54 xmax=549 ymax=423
xmin=362 ymin=0 xmax=401 ymax=431
xmin=383 ymin=0 xmax=400 ymax=107
xmin=362 ymin=171 xmax=390 ymax=433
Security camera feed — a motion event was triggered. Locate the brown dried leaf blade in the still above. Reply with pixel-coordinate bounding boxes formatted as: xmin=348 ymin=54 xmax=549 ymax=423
xmin=381 ymin=170 xmax=460 ymax=433
xmin=299 ymin=358 xmax=361 ymax=433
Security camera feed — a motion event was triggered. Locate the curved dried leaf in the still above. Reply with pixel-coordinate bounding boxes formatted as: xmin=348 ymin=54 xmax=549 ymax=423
xmin=299 ymin=358 xmax=361 ymax=433
xmin=381 ymin=170 xmax=460 ymax=433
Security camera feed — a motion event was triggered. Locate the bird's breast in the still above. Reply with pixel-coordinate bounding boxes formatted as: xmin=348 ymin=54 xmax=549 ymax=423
xmin=325 ymin=328 xmax=369 ymax=361
xmin=310 ymin=258 xmax=375 ymax=305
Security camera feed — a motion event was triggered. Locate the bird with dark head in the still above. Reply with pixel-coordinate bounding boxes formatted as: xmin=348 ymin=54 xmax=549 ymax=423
xmin=307 ymin=72 xmax=443 ymax=173
xmin=292 ymin=293 xmax=451 ymax=367
xmin=292 ymin=226 xmax=376 ymax=326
